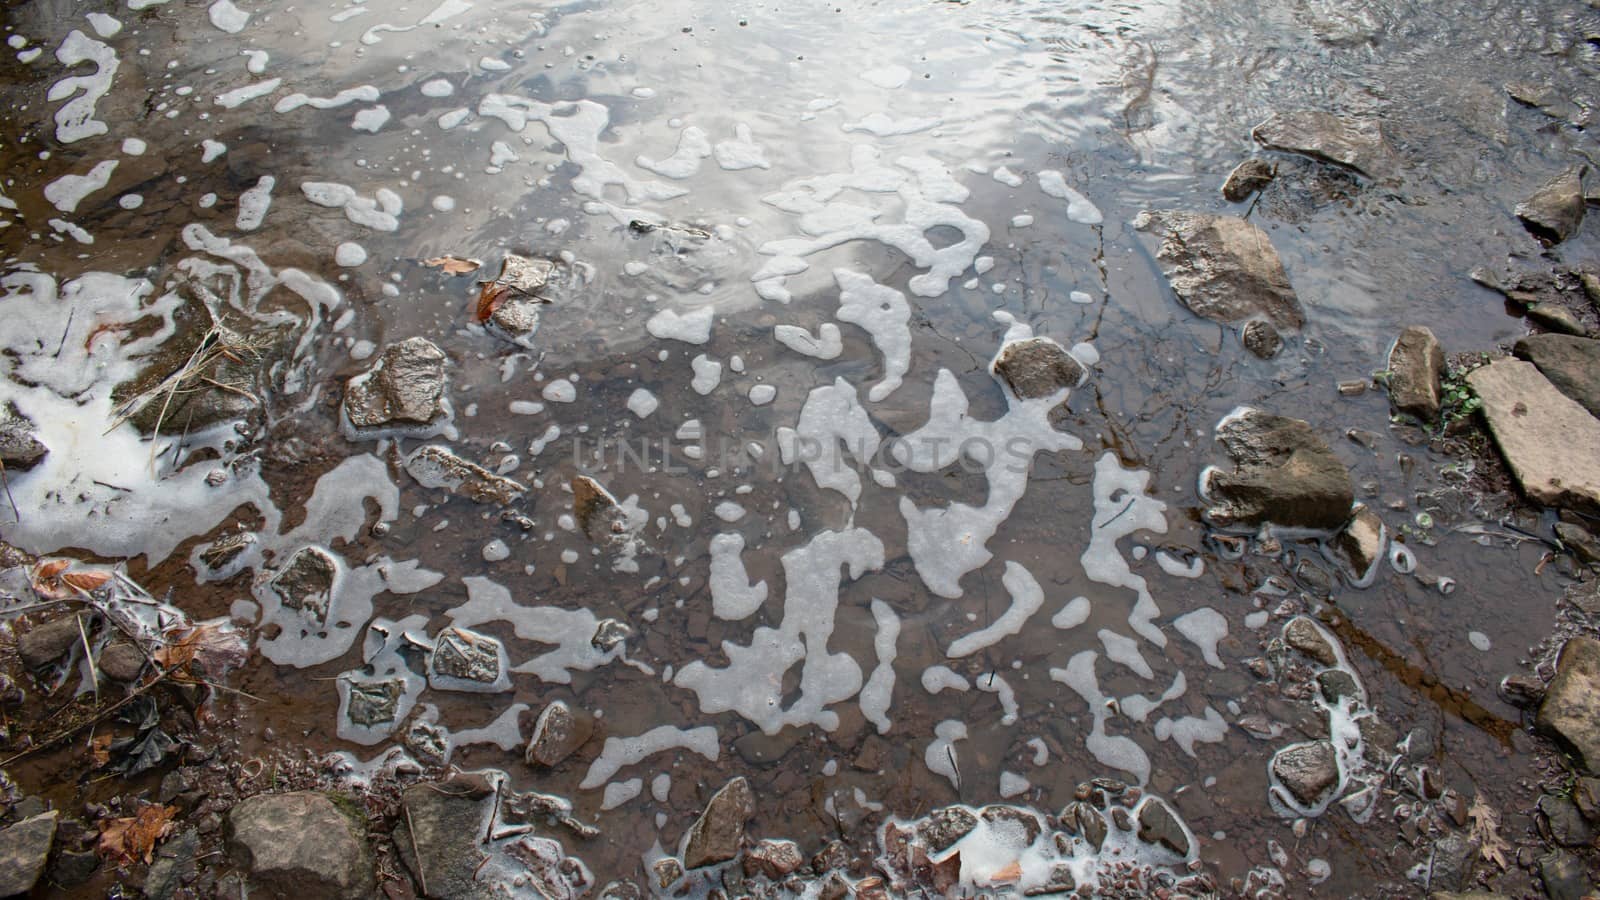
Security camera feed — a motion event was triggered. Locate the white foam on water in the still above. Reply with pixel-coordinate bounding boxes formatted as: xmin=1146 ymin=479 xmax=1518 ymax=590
xmin=44 ymin=160 xmax=117 ymax=212
xmin=1050 ymin=650 xmax=1151 ymax=785
xmin=1469 ymin=631 xmax=1491 ymax=651
xmin=1070 ymin=290 xmax=1094 ymax=304
xmin=675 ymin=528 xmax=884 ymax=734
xmin=841 ymin=113 xmax=942 ymax=137
xmin=235 ymin=175 xmax=274 ymax=231
xmin=774 ymin=323 xmax=843 ymax=359
xmin=542 ymin=379 xmax=576 ymax=402
xmin=241 ymin=49 xmax=268 ymax=73
xmin=579 ymin=724 xmax=719 ymax=789
xmin=334 ymin=241 xmax=367 ymax=267
xmin=208 ymin=0 xmax=250 ymax=32
xmin=1155 ymin=550 xmax=1204 ymax=578
xmin=689 ymin=354 xmax=722 ymax=394
xmin=1097 ymin=629 xmax=1154 ymax=679
xmin=627 ymin=388 xmax=658 ymax=418
xmin=834 ymin=269 xmax=911 ymax=401
xmin=1037 ymin=169 xmax=1103 ymax=224
xmin=215 ymin=77 xmax=280 ymax=109
xmin=645 ymin=306 xmax=713 ymax=344
xmin=999 ymin=771 xmax=1030 ymax=798
xmin=47 ymin=219 xmax=93 ymax=243
xmin=637 ymin=125 xmax=711 ymax=179
xmin=1052 ymin=595 xmax=1091 ymax=630
xmin=1083 ymin=452 xmax=1169 ymax=646
xmin=447 ymin=576 xmax=623 ymax=682
xmin=49 ymin=31 xmax=118 ymax=143
xmin=650 ymin=773 xmax=671 ymax=802
xmin=776 ymin=378 xmax=880 ymax=506
xmin=1011 ymin=214 xmax=1033 ymax=228
xmin=947 ymin=561 xmax=1044 ymax=658
xmin=275 ymin=85 xmax=380 ymax=113
xmin=87 ymin=13 xmax=123 ymax=37
xmin=860 ymin=64 xmax=911 ymax=89
xmin=420 ymin=78 xmax=454 ymax=98
xmin=1154 ymin=707 xmax=1228 ymax=756
xmin=713 ymin=500 xmax=745 ymax=522
xmin=977 ymin=671 xmax=1019 ymax=724
xmin=301 ymin=181 xmax=402 ymax=231
xmin=921 ymin=665 xmax=970 ymax=694
xmin=1173 ymin=607 xmax=1227 ymax=668
xmin=1026 ymin=737 xmax=1048 ymax=766
xmin=118 ymin=195 xmax=142 ymax=210
xmin=708 ymin=533 xmax=767 ymax=620
xmin=859 ymin=598 xmax=900 ymax=734
xmin=992 ymin=166 xmax=1024 ymax=187
xmin=924 ymin=719 xmax=967 ymax=788
xmin=895 ymin=368 xmax=1079 ymax=597
xmin=438 ymin=108 xmax=470 ymax=129
xmin=201 ymin=139 xmax=226 ymax=162
xmin=747 ymin=384 xmax=776 ymax=406
xmin=335 ymin=614 xmax=429 ymax=745
xmin=601 ymin=778 xmax=643 ymax=810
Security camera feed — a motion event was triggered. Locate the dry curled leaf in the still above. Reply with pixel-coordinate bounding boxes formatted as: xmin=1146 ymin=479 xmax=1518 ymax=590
xmin=421 ymin=255 xmax=481 ymax=275
xmin=60 ymin=570 xmax=112 ymax=592
xmin=473 ymin=282 xmax=512 ymax=324
xmin=98 ymin=804 xmax=177 ymax=865
xmin=1468 ymin=794 xmax=1510 ymax=870
xmin=89 ymin=733 xmax=112 ymax=769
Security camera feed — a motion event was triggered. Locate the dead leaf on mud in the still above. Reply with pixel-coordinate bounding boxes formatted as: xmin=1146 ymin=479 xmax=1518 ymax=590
xmin=89 ymin=733 xmax=112 ymax=769
xmin=421 ymin=255 xmax=481 ymax=275
xmin=98 ymin=804 xmax=177 ymax=865
xmin=1468 ymin=794 xmax=1510 ymax=870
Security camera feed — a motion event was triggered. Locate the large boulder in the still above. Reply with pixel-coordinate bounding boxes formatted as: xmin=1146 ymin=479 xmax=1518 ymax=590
xmin=0 ymin=811 xmax=57 ymax=897
xmin=1251 ymin=111 xmax=1396 ymax=178
xmin=682 ymin=777 xmax=755 ymax=870
xmin=394 ymin=775 xmax=496 ymax=899
xmin=1201 ymin=409 xmax=1354 ymax=531
xmin=1516 ymin=165 xmax=1586 ymax=245
xmin=1537 ymin=637 xmax=1600 ymax=773
xmin=343 ymin=337 xmax=449 ymax=434
xmin=1133 ymin=211 xmax=1304 ymax=332
xmin=1467 ymin=360 xmax=1600 ymax=513
xmin=1513 ymin=334 xmax=1600 ymax=419
xmin=1387 ymin=326 xmax=1445 ymax=421
xmin=226 ymin=792 xmax=374 ymax=899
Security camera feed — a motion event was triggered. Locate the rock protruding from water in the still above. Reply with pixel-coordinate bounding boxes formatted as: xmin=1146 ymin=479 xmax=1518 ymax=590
xmin=1516 ymin=165 xmax=1587 ymax=245
xmin=1271 ymin=740 xmax=1341 ymax=807
xmin=1240 ymin=319 xmax=1283 ymax=359
xmin=1250 ymin=111 xmax=1395 ymax=178
xmin=743 ymin=839 xmax=805 ymax=879
xmin=343 ymin=337 xmax=449 ymax=433
xmin=1134 ymin=211 xmax=1304 ymax=335
xmin=0 ymin=811 xmax=57 ymax=897
xmin=1386 ymin=326 xmax=1445 ymax=421
xmin=526 ymin=700 xmax=591 ymax=768
xmin=226 ymin=792 xmax=374 ymax=899
xmin=480 ymin=255 xmax=555 ymax=348
xmin=263 ymin=546 xmax=338 ymax=625
xmin=1202 ymin=409 xmax=1354 ymax=531
xmin=682 ymin=777 xmax=754 ymax=869
xmin=1284 ymin=616 xmax=1340 ymax=666
xmin=1136 ymin=798 xmax=1190 ymax=857
xmin=992 ymin=337 xmax=1085 ymax=400
xmin=1468 ymin=360 xmax=1600 ymax=513
xmin=395 ymin=775 xmax=495 ymax=899
xmin=1514 ymin=334 xmax=1600 ymax=419
xmin=1538 ymin=637 xmax=1600 ymax=773
xmin=405 ymin=445 xmax=525 ymax=505
xmin=1221 ymin=159 xmax=1275 ymax=202
xmin=17 ymin=615 xmax=81 ymax=668
xmin=1330 ymin=503 xmax=1386 ymax=582
xmin=573 ymin=475 xmax=626 ymax=542
xmin=0 ymin=402 xmax=47 ymax=471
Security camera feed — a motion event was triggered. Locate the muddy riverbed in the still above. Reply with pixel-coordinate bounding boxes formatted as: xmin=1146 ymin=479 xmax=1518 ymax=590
xmin=1 ymin=0 xmax=1600 ymax=897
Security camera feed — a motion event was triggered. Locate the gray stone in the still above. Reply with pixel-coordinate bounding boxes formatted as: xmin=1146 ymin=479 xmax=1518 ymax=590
xmin=200 ymin=532 xmax=257 ymax=573
xmin=525 ymin=701 xmax=591 ymax=768
xmin=1517 ymin=166 xmax=1587 ymax=245
xmin=1134 ymin=211 xmax=1304 ymax=330
xmin=226 ymin=792 xmax=374 ymax=899
xmin=590 ymin=619 xmax=631 ymax=651
xmin=143 ymin=827 xmax=198 ymax=900
xmin=1241 ymin=319 xmax=1283 ymax=359
xmin=98 ymin=639 xmax=146 ymax=682
xmin=1202 ymin=409 xmax=1355 ymax=530
xmin=1537 ymin=637 xmax=1600 ymax=772
xmin=1557 ymin=522 xmax=1600 ymax=567
xmin=1500 ymin=674 xmax=1546 ymax=708
xmin=1331 ymin=504 xmax=1386 ymax=581
xmin=682 ymin=777 xmax=755 ymax=869
xmin=0 ymin=811 xmax=56 ymax=897
xmin=1271 ymin=740 xmax=1340 ymax=807
xmin=112 ymin=299 xmax=280 ymax=436
xmin=1387 ymin=326 xmax=1446 ymax=421
xmin=49 ymin=848 xmax=98 ymax=888
xmin=1284 ymin=617 xmax=1339 ymax=665
xmin=428 ymin=627 xmax=506 ymax=688
xmin=1527 ymin=303 xmax=1588 ymax=337
xmin=263 ymin=546 xmax=337 ymax=625
xmin=1539 ymin=793 xmax=1596 ymax=847
xmin=743 ymin=839 xmax=804 ymax=880
xmin=1058 ymin=801 xmax=1107 ymax=851
xmin=1572 ymin=776 xmax=1600 ymax=823
xmin=1539 ymin=848 xmax=1593 ymax=900
xmin=345 ymin=679 xmax=403 ymax=727
xmin=980 ymin=806 xmax=1042 ymax=846
xmin=992 ymin=337 xmax=1085 ymax=400
xmin=395 ymin=775 xmax=495 ymax=899
xmin=1468 ymin=360 xmax=1600 ymax=514
xmin=1221 ymin=159 xmax=1274 ymax=202
xmin=1514 ymin=334 xmax=1600 ymax=419
xmin=404 ymin=445 xmax=525 ymax=505
xmin=343 ymin=337 xmax=448 ymax=432
xmin=1427 ymin=832 xmax=1477 ymax=892
xmin=916 ymin=806 xmax=978 ymax=853
xmin=1251 ymin=111 xmax=1396 ymax=178
xmin=1135 ymin=798 xmax=1190 ymax=856
xmin=17 ymin=616 xmax=83 ymax=668
xmin=1317 ymin=669 xmax=1361 ymax=703
xmin=0 ymin=402 xmax=46 ymax=471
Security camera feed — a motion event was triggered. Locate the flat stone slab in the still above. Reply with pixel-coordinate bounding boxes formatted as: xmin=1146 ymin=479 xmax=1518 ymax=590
xmin=1468 ymin=359 xmax=1600 ymax=513
xmin=1514 ymin=334 xmax=1600 ymax=419
xmin=1251 ymin=111 xmax=1396 ymax=178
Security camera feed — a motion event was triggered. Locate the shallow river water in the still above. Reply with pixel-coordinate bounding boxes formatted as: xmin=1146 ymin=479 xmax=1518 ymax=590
xmin=3 ymin=0 xmax=1600 ymax=895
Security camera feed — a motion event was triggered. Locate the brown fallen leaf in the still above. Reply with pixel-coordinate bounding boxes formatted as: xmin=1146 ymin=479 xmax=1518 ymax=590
xmin=473 ymin=282 xmax=512 ymax=324
xmin=89 ymin=733 xmax=112 ymax=769
xmin=421 ymin=255 xmax=481 ymax=275
xmin=1468 ymin=793 xmax=1510 ymax=870
xmin=60 ymin=570 xmax=111 ymax=592
xmin=98 ymin=804 xmax=177 ymax=866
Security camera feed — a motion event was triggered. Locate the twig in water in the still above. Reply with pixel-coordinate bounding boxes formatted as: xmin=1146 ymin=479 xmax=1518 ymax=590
xmin=75 ymin=614 xmax=98 ymax=704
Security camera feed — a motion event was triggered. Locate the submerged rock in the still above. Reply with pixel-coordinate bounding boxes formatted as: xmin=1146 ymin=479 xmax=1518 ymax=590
xmin=1386 ymin=326 xmax=1446 ymax=421
xmin=395 ymin=776 xmax=495 ymax=899
xmin=1537 ymin=637 xmax=1600 ymax=773
xmin=1467 ymin=360 xmax=1600 ymax=513
xmin=1202 ymin=408 xmax=1355 ymax=531
xmin=1136 ymin=798 xmax=1190 ymax=857
xmin=743 ymin=839 xmax=805 ymax=880
xmin=1271 ymin=740 xmax=1341 ymax=807
xmin=916 ymin=806 xmax=978 ymax=853
xmin=992 ymin=337 xmax=1085 ymax=400
xmin=345 ymin=678 xmax=404 ymax=727
xmin=1241 ymin=319 xmax=1283 ymax=359
xmin=263 ymin=546 xmax=338 ymax=625
xmin=0 ymin=811 xmax=57 ymax=897
xmin=343 ymin=337 xmax=449 ymax=434
xmin=428 ymin=626 xmax=508 ymax=691
xmin=1516 ymin=165 xmax=1587 ymax=245
xmin=0 ymin=402 xmax=47 ymax=471
xmin=1284 ymin=616 xmax=1339 ymax=666
xmin=572 ymin=475 xmax=628 ymax=542
xmin=405 ymin=445 xmax=526 ymax=505
xmin=682 ymin=777 xmax=755 ymax=869
xmin=226 ymin=792 xmax=374 ymax=900
xmin=1221 ymin=158 xmax=1275 ymax=202
xmin=1134 ymin=210 xmax=1304 ymax=332
xmin=525 ymin=700 xmax=591 ymax=768
xmin=1251 ymin=110 xmax=1396 ymax=178
xmin=1513 ymin=334 xmax=1600 ymax=419
xmin=478 ymin=255 xmax=555 ymax=348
